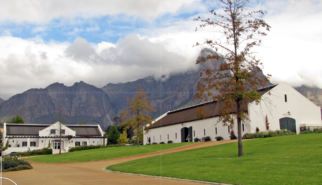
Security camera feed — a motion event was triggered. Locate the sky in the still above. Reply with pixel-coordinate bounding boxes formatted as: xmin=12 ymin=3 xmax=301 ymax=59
xmin=0 ymin=0 xmax=321 ymax=100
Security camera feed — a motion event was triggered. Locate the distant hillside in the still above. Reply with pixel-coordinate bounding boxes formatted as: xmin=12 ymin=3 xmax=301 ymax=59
xmin=0 ymin=98 xmax=4 ymax=105
xmin=295 ymin=85 xmax=322 ymax=109
xmin=0 ymin=81 xmax=115 ymax=128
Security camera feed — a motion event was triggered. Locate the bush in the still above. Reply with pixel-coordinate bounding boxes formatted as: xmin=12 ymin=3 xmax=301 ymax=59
xmin=14 ymin=148 xmax=52 ymax=156
xmin=314 ymin=128 xmax=322 ymax=133
xmin=194 ymin=137 xmax=200 ymax=142
xmin=215 ymin=136 xmax=223 ymax=141
xmin=152 ymin=142 xmax=158 ymax=144
xmin=256 ymin=127 xmax=260 ymax=132
xmin=205 ymin=136 xmax=211 ymax=142
xmin=167 ymin=140 xmax=173 ymax=143
xmin=159 ymin=141 xmax=165 ymax=144
xmin=69 ymin=145 xmax=106 ymax=152
xmin=242 ymin=130 xmax=296 ymax=139
xmin=2 ymin=155 xmax=32 ymax=172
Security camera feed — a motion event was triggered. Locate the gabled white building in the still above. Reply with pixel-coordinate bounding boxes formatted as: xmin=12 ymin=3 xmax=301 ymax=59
xmin=144 ymin=83 xmax=322 ymax=144
xmin=2 ymin=122 xmax=107 ymax=155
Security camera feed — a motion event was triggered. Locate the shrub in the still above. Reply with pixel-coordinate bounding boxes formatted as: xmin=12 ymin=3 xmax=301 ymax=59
xmin=215 ymin=136 xmax=223 ymax=141
xmin=205 ymin=136 xmax=211 ymax=142
xmin=194 ymin=137 xmax=200 ymax=142
xmin=69 ymin=145 xmax=106 ymax=152
xmin=167 ymin=140 xmax=173 ymax=143
xmin=313 ymin=128 xmax=322 ymax=133
xmin=14 ymin=148 xmax=52 ymax=156
xmin=256 ymin=127 xmax=260 ymax=133
xmin=268 ymin=130 xmax=278 ymax=137
xmin=152 ymin=142 xmax=158 ymax=144
xmin=159 ymin=141 xmax=165 ymax=144
xmin=2 ymin=155 xmax=32 ymax=172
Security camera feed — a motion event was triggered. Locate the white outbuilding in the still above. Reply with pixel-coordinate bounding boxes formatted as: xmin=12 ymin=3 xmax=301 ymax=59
xmin=144 ymin=83 xmax=322 ymax=144
xmin=2 ymin=122 xmax=107 ymax=155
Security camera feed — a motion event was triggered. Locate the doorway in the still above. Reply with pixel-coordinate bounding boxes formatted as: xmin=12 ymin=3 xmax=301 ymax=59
xmin=181 ymin=126 xmax=193 ymax=142
xmin=279 ymin=117 xmax=296 ymax=133
xmin=54 ymin=141 xmax=60 ymax=150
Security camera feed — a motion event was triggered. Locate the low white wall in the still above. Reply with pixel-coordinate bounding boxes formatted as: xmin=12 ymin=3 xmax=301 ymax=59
xmin=144 ymin=116 xmax=250 ymax=145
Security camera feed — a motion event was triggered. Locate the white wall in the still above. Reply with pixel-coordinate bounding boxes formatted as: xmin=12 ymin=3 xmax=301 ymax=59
xmin=248 ymin=82 xmax=322 ymax=134
xmin=39 ymin=122 xmax=76 ymax=137
xmin=144 ymin=116 xmax=250 ymax=145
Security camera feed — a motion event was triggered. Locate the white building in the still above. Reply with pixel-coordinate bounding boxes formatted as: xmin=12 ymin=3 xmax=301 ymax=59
xmin=144 ymin=83 xmax=322 ymax=144
xmin=2 ymin=122 xmax=107 ymax=155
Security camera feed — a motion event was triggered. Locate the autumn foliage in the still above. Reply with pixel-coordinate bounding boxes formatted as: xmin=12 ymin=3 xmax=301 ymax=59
xmin=194 ymin=0 xmax=271 ymax=157
xmin=120 ymin=87 xmax=156 ymax=147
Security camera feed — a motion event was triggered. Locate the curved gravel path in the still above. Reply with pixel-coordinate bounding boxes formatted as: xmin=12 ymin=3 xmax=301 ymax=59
xmin=3 ymin=140 xmax=238 ymax=185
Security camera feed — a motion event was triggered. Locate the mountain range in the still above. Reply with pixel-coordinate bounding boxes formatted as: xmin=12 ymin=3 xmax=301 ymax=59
xmin=0 ymin=48 xmax=321 ymax=129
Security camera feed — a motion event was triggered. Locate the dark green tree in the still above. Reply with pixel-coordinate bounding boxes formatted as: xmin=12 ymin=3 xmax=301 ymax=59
xmin=107 ymin=125 xmax=120 ymax=144
xmin=6 ymin=115 xmax=25 ymax=124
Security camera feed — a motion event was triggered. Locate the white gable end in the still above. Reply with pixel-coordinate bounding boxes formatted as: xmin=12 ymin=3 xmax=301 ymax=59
xmin=39 ymin=122 xmax=76 ymax=137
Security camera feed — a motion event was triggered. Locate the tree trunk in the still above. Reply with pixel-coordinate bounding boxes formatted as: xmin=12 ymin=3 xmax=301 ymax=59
xmin=236 ymin=100 xmax=243 ymax=157
xmin=59 ymin=122 xmax=61 ymax=155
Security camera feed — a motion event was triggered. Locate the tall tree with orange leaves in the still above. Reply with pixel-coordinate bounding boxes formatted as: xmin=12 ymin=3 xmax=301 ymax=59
xmin=120 ymin=87 xmax=156 ymax=147
xmin=194 ymin=0 xmax=271 ymax=157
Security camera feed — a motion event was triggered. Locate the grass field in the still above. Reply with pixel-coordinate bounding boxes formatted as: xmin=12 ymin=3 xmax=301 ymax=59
xmin=26 ymin=142 xmax=194 ymax=163
xmin=107 ymin=134 xmax=322 ymax=185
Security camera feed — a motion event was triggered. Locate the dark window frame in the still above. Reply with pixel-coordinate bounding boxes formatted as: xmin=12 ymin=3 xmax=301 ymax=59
xmin=50 ymin=129 xmax=56 ymax=134
xmin=175 ymin=133 xmax=177 ymax=139
xmin=30 ymin=141 xmax=36 ymax=147
xmin=242 ymin=124 xmax=245 ymax=132
xmin=75 ymin=142 xmax=80 ymax=146
xmin=22 ymin=141 xmax=27 ymax=147
xmin=60 ymin=129 xmax=65 ymax=134
xmin=285 ymin=94 xmax=287 ymax=102
xmin=82 ymin=141 xmax=87 ymax=146
xmin=215 ymin=127 xmax=217 ymax=135
xmin=228 ymin=126 xmax=230 ymax=133
xmin=204 ymin=129 xmax=206 ymax=136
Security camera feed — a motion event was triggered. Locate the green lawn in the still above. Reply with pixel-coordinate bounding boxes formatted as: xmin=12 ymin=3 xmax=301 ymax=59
xmin=107 ymin=134 xmax=322 ymax=185
xmin=26 ymin=142 xmax=194 ymax=163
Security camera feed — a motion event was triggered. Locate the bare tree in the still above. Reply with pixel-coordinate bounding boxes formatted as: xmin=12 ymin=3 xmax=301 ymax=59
xmin=194 ymin=0 xmax=271 ymax=157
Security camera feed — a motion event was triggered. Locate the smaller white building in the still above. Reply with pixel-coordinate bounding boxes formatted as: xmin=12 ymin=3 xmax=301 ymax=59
xmin=144 ymin=83 xmax=322 ymax=145
xmin=2 ymin=122 xmax=107 ymax=155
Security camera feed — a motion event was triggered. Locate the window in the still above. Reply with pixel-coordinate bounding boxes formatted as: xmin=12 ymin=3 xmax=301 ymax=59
xmin=82 ymin=141 xmax=87 ymax=146
xmin=175 ymin=133 xmax=177 ymax=139
xmin=30 ymin=142 xmax=36 ymax=147
xmin=93 ymin=141 xmax=95 ymax=143
xmin=194 ymin=130 xmax=195 ymax=137
xmin=204 ymin=129 xmax=206 ymax=136
xmin=60 ymin=129 xmax=65 ymax=134
xmin=50 ymin=129 xmax=56 ymax=134
xmin=215 ymin=127 xmax=217 ymax=135
xmin=75 ymin=142 xmax=80 ymax=146
xmin=167 ymin=134 xmax=169 ymax=139
xmin=12 ymin=140 xmax=14 ymax=143
xmin=242 ymin=124 xmax=244 ymax=132
xmin=22 ymin=142 xmax=27 ymax=147
xmin=228 ymin=126 xmax=230 ymax=133
xmin=160 ymin=135 xmax=161 ymax=140
xmin=285 ymin=94 xmax=287 ymax=102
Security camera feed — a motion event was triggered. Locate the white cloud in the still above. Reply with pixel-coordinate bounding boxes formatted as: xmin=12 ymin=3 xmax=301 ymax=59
xmin=86 ymin=26 xmax=100 ymax=32
xmin=0 ymin=0 xmax=198 ymax=23
xmin=0 ymin=34 xmax=201 ymax=99
xmin=31 ymin=26 xmax=47 ymax=33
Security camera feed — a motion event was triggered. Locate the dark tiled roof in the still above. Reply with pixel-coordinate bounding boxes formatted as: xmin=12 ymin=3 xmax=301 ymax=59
xmin=6 ymin=124 xmax=101 ymax=136
xmin=149 ymin=85 xmax=276 ymax=129
xmin=68 ymin=125 xmax=101 ymax=136
xmin=6 ymin=124 xmax=47 ymax=135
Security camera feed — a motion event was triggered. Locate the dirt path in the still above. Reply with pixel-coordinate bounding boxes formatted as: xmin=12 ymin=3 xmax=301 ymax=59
xmin=3 ymin=140 xmax=237 ymax=185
